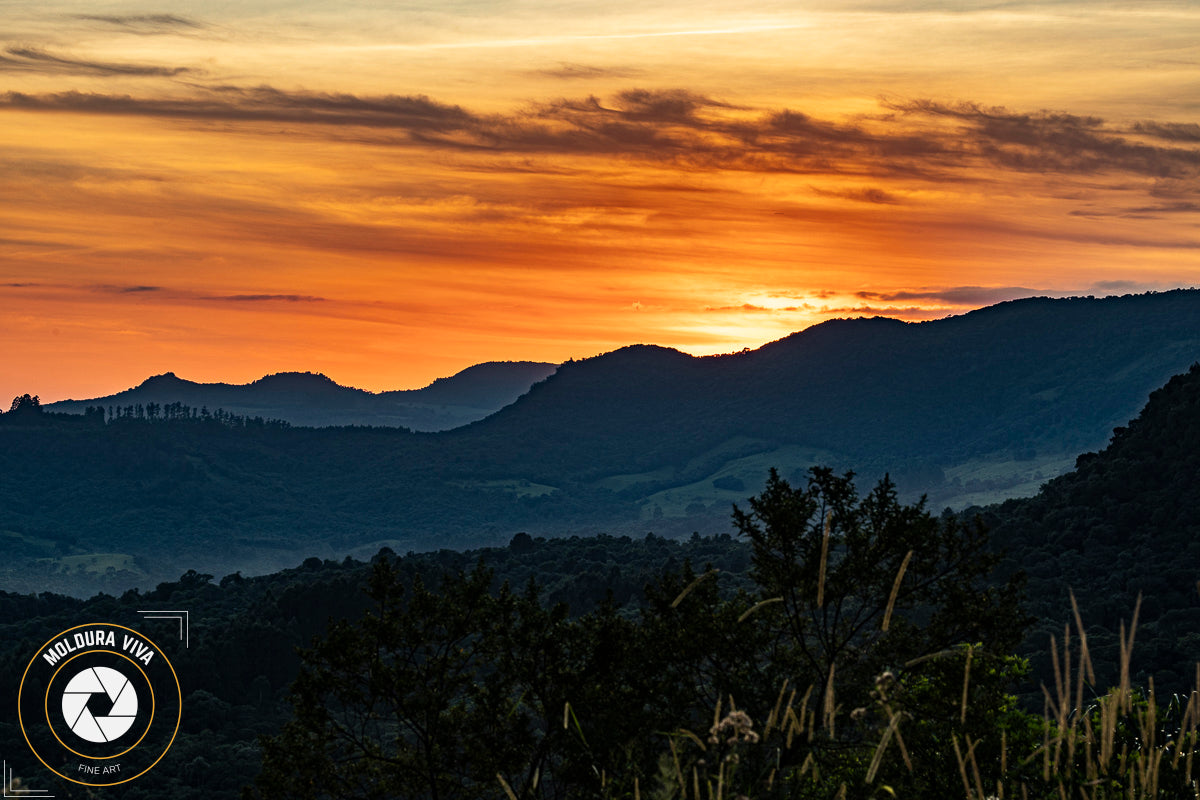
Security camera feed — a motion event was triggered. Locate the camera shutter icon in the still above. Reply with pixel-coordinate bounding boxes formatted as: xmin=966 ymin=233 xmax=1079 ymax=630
xmin=61 ymin=666 xmax=139 ymax=743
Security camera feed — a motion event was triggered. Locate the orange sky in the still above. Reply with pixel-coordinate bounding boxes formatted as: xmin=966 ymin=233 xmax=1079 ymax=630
xmin=3 ymin=1 xmax=1200 ymax=401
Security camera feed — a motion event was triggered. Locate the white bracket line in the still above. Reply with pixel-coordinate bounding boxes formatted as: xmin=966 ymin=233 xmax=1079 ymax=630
xmin=136 ymin=609 xmax=190 ymax=648
xmin=3 ymin=760 xmax=54 ymax=797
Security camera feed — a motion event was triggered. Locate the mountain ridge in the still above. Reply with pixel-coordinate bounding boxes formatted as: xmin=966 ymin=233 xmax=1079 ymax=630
xmin=47 ymin=361 xmax=559 ymax=431
xmin=456 ymin=291 xmax=1200 ymax=487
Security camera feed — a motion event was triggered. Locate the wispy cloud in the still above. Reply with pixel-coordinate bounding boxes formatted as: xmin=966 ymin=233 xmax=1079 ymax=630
xmin=853 ymin=281 xmax=1181 ymax=308
xmin=0 ymin=47 xmax=192 ymax=77
xmin=211 ymin=294 xmax=326 ymax=303
xmin=885 ymin=99 xmax=1200 ymax=182
xmin=821 ymin=305 xmax=943 ymax=318
xmin=530 ymin=63 xmax=642 ymax=80
xmin=85 ymin=284 xmax=164 ymax=295
xmin=0 ymin=235 xmax=78 ymax=249
xmin=1132 ymin=121 xmax=1200 ymax=143
xmin=71 ymin=14 xmax=206 ymax=35
xmin=82 ymin=285 xmax=326 ymax=304
xmin=703 ymin=302 xmax=814 ymax=313
xmin=1092 ymin=280 xmax=1153 ymax=292
xmin=856 ymin=286 xmax=1045 ymax=305
xmin=811 ymin=185 xmax=900 ymax=204
xmin=1084 ymin=201 xmax=1200 ymax=218
xmin=0 ymin=86 xmax=473 ymax=129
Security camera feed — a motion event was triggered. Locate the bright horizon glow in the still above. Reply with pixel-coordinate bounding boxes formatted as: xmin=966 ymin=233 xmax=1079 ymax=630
xmin=3 ymin=1 xmax=1199 ymax=402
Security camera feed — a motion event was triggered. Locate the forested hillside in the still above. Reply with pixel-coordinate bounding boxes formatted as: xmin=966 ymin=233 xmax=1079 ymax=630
xmin=983 ymin=362 xmax=1200 ymax=695
xmin=453 ymin=290 xmax=1200 ymax=493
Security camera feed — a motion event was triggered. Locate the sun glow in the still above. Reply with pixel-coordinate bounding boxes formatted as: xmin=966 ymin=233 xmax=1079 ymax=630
xmin=2 ymin=1 xmax=1199 ymax=400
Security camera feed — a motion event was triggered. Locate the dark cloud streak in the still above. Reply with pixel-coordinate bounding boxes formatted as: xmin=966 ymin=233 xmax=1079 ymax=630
xmin=1133 ymin=121 xmax=1200 ymax=143
xmin=2 ymin=84 xmax=1199 ymax=201
xmin=811 ymin=185 xmax=900 ymax=204
xmin=531 ymin=63 xmax=641 ymax=80
xmin=211 ymin=294 xmax=326 ymax=303
xmin=0 ymin=47 xmax=191 ymax=77
xmin=91 ymin=284 xmax=163 ymax=294
xmin=886 ymin=99 xmax=1200 ymax=181
xmin=703 ymin=303 xmax=813 ymax=313
xmin=72 ymin=14 xmax=206 ymax=34
xmin=857 ymin=286 xmax=1045 ymax=305
xmin=853 ymin=282 xmax=1179 ymax=307
xmin=83 ymin=285 xmax=327 ymax=304
xmin=0 ymin=87 xmax=473 ymax=130
xmin=821 ymin=305 xmax=942 ymax=317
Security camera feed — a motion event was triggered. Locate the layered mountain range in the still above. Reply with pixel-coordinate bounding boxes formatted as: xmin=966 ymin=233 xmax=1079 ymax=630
xmin=46 ymin=361 xmax=558 ymax=431
xmin=3 ymin=290 xmax=1199 ymax=595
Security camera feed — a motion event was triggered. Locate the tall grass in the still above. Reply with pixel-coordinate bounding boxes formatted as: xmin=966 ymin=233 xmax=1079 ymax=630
xmin=495 ymin=522 xmax=1200 ymax=800
xmin=640 ymin=590 xmax=1200 ymax=800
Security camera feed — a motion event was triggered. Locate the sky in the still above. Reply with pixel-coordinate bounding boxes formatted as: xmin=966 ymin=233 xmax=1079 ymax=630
xmin=3 ymin=1 xmax=1200 ymax=401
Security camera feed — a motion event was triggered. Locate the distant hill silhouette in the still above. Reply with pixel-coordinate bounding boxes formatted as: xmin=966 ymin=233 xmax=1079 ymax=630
xmin=46 ymin=361 xmax=559 ymax=430
xmin=4 ymin=290 xmax=1199 ymax=595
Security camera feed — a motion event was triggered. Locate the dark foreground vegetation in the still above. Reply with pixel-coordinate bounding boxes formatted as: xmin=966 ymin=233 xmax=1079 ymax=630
xmin=3 ymin=451 xmax=1200 ymax=797
xmin=0 ymin=532 xmax=754 ymax=799
xmin=239 ymin=460 xmax=1200 ymax=799
xmin=248 ymin=468 xmax=1040 ymax=800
